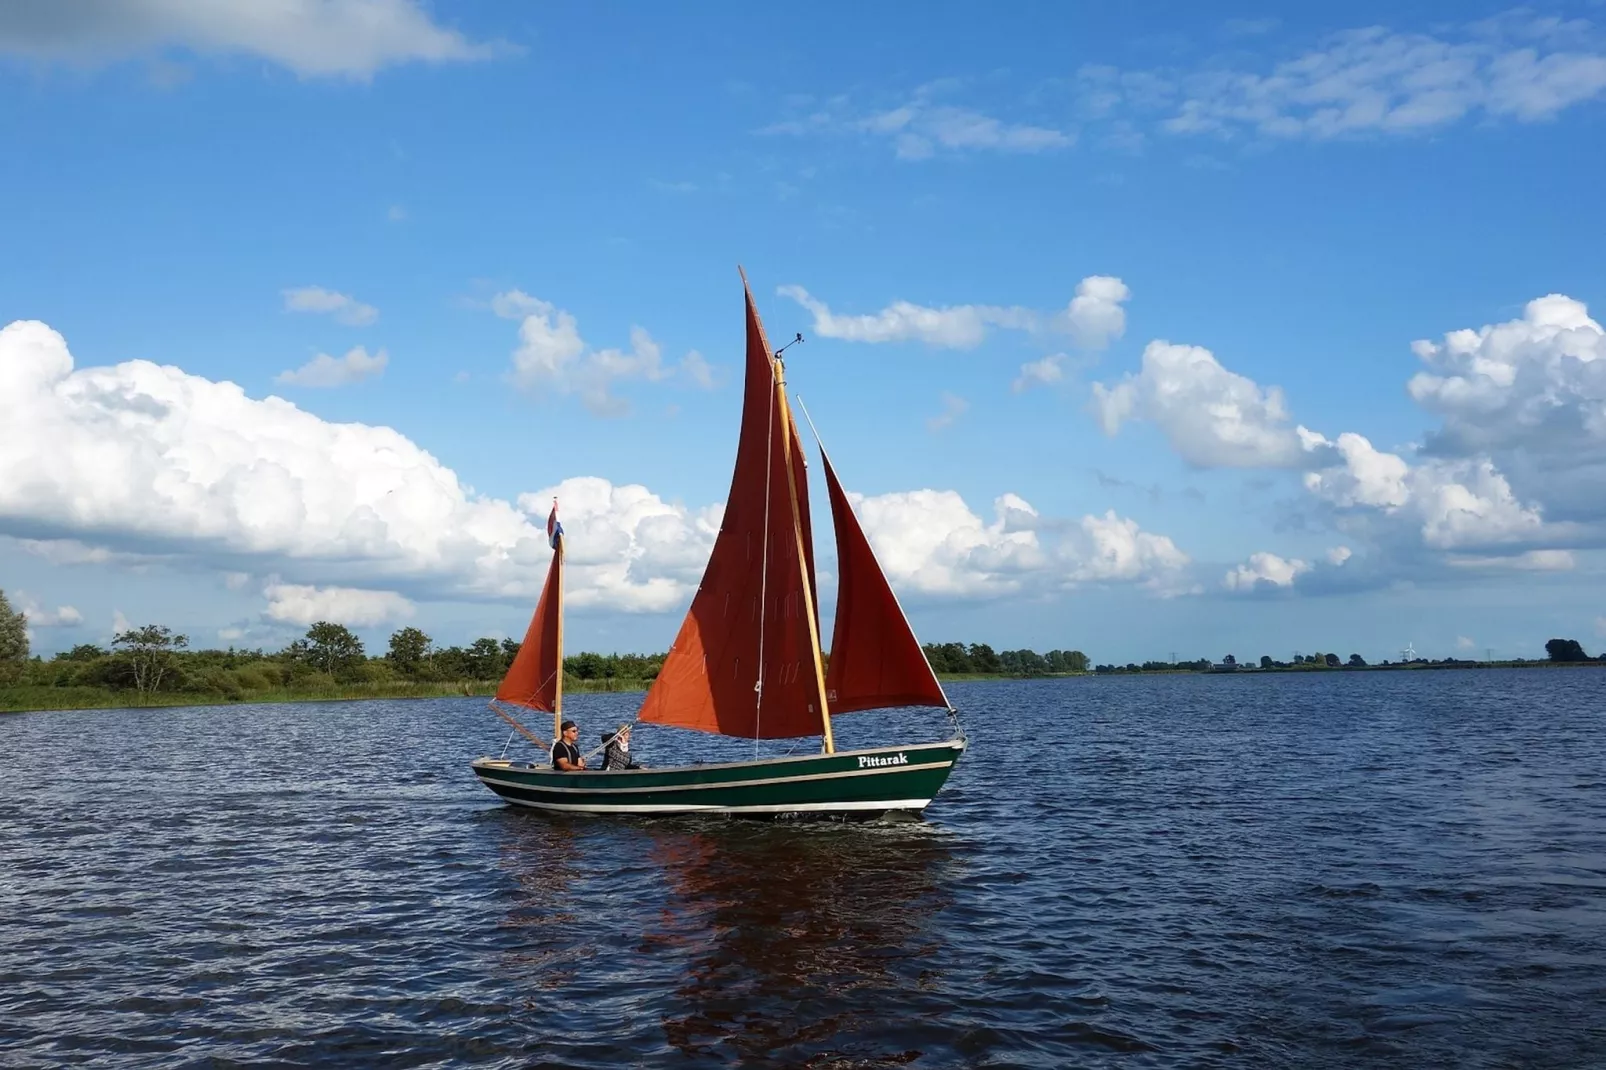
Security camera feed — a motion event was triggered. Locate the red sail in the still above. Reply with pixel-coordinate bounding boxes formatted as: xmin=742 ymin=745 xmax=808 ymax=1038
xmin=821 ymin=449 xmax=950 ymax=713
xmin=637 ymin=281 xmax=825 ymax=739
xmin=495 ymin=546 xmax=562 ymax=712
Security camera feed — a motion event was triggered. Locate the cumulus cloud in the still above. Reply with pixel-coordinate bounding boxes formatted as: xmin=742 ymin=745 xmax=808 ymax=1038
xmin=263 ymin=582 xmax=414 ymax=626
xmin=1223 ymin=551 xmax=1311 ymax=591
xmin=761 ymin=83 xmax=1070 ymax=159
xmin=1406 ymin=294 xmax=1606 ymax=522
xmin=1081 ymin=12 xmax=1606 ymax=142
xmin=1092 ymin=340 xmax=1321 ymax=467
xmin=1057 ymin=276 xmax=1130 ymax=349
xmin=850 ymin=488 xmax=1191 ymax=599
xmin=0 ymin=0 xmax=501 ymax=79
xmin=1302 ymin=432 xmax=1553 ymax=550
xmin=282 ymin=286 xmax=378 ymax=326
xmin=779 ymin=275 xmax=1129 ymax=351
xmin=0 ymin=319 xmax=714 ymax=613
xmin=16 ymin=594 xmax=83 ymax=628
xmin=518 ymin=477 xmax=722 ymax=614
xmin=275 ymin=346 xmax=388 ymax=387
xmin=493 ymin=290 xmax=711 ymax=416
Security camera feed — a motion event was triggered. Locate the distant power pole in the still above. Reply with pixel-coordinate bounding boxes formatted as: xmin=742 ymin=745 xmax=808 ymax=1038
xmin=1486 ymin=647 xmax=1494 ymax=665
xmin=1169 ymin=651 xmax=1177 ymax=665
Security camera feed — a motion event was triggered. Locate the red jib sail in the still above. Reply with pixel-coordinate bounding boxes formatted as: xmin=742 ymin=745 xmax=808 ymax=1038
xmin=495 ymin=545 xmax=562 ymax=713
xmin=820 ymin=448 xmax=951 ymax=713
xmin=637 ymin=281 xmax=825 ymax=739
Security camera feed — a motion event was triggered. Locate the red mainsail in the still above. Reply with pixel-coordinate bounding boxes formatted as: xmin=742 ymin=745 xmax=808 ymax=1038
xmin=637 ymin=281 xmax=828 ymax=739
xmin=820 ymin=448 xmax=951 ymax=713
xmin=495 ymin=545 xmax=562 ymax=714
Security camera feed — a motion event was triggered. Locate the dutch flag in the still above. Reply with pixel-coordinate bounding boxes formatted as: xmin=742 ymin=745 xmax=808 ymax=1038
xmin=547 ymin=501 xmax=563 ymax=549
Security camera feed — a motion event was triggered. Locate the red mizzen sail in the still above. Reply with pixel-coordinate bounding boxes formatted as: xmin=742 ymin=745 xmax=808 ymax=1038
xmin=637 ymin=280 xmax=827 ymax=739
xmin=820 ymin=448 xmax=951 ymax=713
xmin=495 ymin=544 xmax=562 ymax=714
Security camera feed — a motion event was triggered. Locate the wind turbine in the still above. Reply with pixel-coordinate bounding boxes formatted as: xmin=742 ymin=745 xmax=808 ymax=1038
xmin=1400 ymin=641 xmax=1418 ymax=662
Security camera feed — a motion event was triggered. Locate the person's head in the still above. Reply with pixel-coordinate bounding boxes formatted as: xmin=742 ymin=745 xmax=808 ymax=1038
xmin=560 ymin=720 xmax=577 ymax=741
xmin=601 ymin=729 xmax=617 ymax=744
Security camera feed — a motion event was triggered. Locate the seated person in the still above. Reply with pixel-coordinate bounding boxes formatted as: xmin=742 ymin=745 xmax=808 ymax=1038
xmin=551 ymin=720 xmax=585 ymax=771
xmin=600 ymin=725 xmax=643 ymax=770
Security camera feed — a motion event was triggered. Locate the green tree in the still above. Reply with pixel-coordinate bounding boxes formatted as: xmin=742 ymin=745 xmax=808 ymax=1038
xmin=0 ymin=589 xmax=27 ymax=681
xmin=386 ymin=626 xmax=432 ymax=675
xmin=300 ymin=622 xmax=365 ymax=677
xmin=968 ymin=643 xmax=1002 ymax=674
xmin=1348 ymin=653 xmax=1367 ymax=667
xmin=466 ymin=637 xmax=502 ymax=678
xmin=112 ymin=624 xmax=189 ymax=701
xmin=1545 ymin=638 xmax=1590 ymax=663
xmin=1260 ymin=655 xmax=1273 ymax=669
xmin=1324 ymin=653 xmax=1341 ymax=668
xmin=567 ymin=651 xmax=605 ymax=680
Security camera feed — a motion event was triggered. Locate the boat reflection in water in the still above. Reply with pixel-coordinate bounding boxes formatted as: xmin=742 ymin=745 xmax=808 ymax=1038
xmin=644 ymin=821 xmax=962 ymax=1065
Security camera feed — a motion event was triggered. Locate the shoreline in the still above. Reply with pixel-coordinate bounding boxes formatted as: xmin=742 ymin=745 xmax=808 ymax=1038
xmin=2 ymin=660 xmax=1599 ymax=714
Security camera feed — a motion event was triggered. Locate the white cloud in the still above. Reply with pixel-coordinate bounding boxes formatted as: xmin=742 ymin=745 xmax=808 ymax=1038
xmin=387 ymin=204 xmax=408 ymax=223
xmin=493 ymin=290 xmax=710 ymax=416
xmin=16 ymin=594 xmax=83 ymax=628
xmin=263 ymin=582 xmax=414 ymax=626
xmin=762 ymin=84 xmax=1070 ymax=159
xmin=1596 ymin=615 xmax=1606 ymax=638
xmin=1092 ymin=340 xmax=1319 ymax=467
xmin=0 ymin=319 xmax=559 ymax=604
xmin=850 ymin=488 xmax=1190 ymax=599
xmin=282 ymin=286 xmax=378 ymax=326
xmin=517 ymin=477 xmax=722 ymax=614
xmin=1456 ymin=635 xmax=1477 ymax=650
xmin=927 ymin=392 xmax=969 ymax=433
xmin=0 ymin=0 xmax=501 ymax=79
xmin=1326 ymin=545 xmax=1353 ymax=566
xmin=1085 ymin=13 xmax=1606 ymax=142
xmin=1407 ymin=293 xmax=1606 ymax=458
xmin=1058 ymin=276 xmax=1130 ymax=349
xmin=112 ymin=610 xmax=130 ymax=637
xmin=1013 ymin=354 xmax=1066 ymax=393
xmin=1305 ymin=435 xmax=1551 ymax=550
xmin=275 ymin=346 xmax=388 ymax=388
xmin=779 ymin=275 xmax=1129 ymax=351
xmin=1223 ymin=551 xmax=1311 ymax=591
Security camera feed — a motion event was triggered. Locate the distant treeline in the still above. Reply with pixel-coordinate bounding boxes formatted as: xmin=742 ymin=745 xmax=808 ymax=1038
xmin=1094 ymin=638 xmax=1602 ymax=674
xmin=920 ymin=642 xmax=1089 ymax=676
xmin=0 ymin=598 xmax=1095 ymax=710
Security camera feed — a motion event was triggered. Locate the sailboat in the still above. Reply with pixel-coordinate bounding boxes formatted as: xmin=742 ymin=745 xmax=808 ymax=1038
xmin=470 ymin=271 xmax=966 ymax=819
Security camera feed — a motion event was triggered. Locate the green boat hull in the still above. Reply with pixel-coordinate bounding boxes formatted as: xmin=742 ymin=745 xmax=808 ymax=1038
xmin=470 ymin=738 xmax=965 ymax=819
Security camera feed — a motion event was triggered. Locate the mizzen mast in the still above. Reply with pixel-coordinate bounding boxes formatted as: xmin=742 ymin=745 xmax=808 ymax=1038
xmin=772 ymin=348 xmax=835 ymax=754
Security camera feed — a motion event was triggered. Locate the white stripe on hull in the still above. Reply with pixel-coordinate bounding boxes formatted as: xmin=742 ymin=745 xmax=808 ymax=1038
xmin=473 ymin=738 xmax=964 ymax=778
xmin=472 ymin=757 xmax=950 ymax=796
xmin=493 ymin=796 xmax=935 ymax=815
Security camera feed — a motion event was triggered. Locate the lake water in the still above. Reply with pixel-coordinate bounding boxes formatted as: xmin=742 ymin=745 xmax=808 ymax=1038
xmin=2 ymin=670 xmax=1603 ymax=1068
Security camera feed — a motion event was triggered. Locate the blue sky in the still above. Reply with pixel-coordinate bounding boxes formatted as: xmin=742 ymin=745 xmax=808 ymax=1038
xmin=3 ymin=1 xmax=1605 ymax=665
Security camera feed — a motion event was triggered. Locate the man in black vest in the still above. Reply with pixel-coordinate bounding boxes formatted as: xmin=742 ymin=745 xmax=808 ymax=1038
xmin=551 ymin=720 xmax=585 ymax=771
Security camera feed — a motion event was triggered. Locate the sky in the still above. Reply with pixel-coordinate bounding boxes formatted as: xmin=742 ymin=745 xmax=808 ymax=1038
xmin=2 ymin=0 xmax=1605 ymax=666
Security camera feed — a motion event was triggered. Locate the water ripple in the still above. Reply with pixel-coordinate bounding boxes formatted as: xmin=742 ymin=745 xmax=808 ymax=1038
xmin=2 ymin=670 xmax=1604 ymax=1066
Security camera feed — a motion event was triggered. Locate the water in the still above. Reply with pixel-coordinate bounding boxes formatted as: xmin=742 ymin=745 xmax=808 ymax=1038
xmin=2 ymin=670 xmax=1604 ymax=1068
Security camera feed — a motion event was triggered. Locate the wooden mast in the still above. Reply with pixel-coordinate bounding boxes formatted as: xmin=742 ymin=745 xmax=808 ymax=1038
xmin=773 ymin=355 xmax=835 ymax=754
xmin=553 ymin=530 xmax=564 ymax=743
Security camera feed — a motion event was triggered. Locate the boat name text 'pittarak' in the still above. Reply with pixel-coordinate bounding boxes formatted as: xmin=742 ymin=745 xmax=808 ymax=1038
xmin=858 ymin=753 xmax=910 ymax=769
